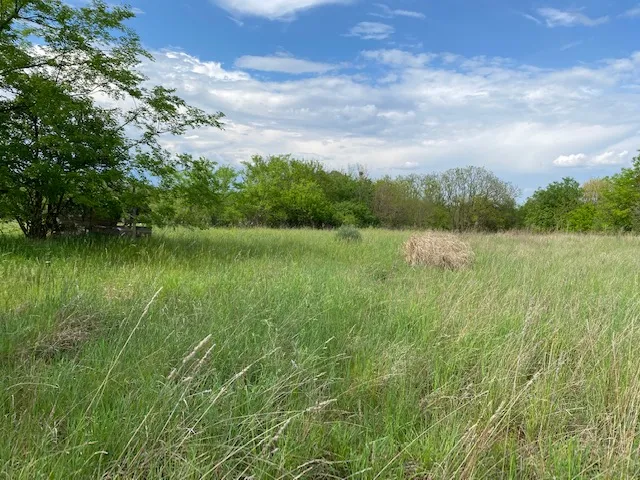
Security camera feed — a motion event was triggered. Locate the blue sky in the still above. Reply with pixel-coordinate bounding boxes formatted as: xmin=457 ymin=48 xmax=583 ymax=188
xmin=118 ymin=0 xmax=640 ymax=194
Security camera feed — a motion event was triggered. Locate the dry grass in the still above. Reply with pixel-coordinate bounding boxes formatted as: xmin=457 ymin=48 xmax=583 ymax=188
xmin=403 ymin=231 xmax=474 ymax=270
xmin=30 ymin=312 xmax=98 ymax=360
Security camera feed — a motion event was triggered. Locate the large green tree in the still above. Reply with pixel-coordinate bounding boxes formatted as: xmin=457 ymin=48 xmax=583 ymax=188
xmin=435 ymin=166 xmax=520 ymax=231
xmin=522 ymin=177 xmax=583 ymax=231
xmin=0 ymin=75 xmax=129 ymax=237
xmin=0 ymin=0 xmax=223 ymax=238
xmin=597 ymin=157 xmax=640 ymax=232
xmin=238 ymin=155 xmax=336 ymax=228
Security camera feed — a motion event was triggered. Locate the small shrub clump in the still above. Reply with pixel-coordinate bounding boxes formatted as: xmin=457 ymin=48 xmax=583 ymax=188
xmin=335 ymin=225 xmax=363 ymax=243
xmin=403 ymin=231 xmax=474 ymax=270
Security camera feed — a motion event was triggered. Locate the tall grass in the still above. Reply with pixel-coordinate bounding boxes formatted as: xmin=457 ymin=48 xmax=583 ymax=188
xmin=2 ymin=228 xmax=640 ymax=478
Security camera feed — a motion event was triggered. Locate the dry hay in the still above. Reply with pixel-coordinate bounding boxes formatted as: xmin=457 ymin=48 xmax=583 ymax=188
xmin=403 ymin=231 xmax=474 ymax=270
xmin=30 ymin=312 xmax=99 ymax=361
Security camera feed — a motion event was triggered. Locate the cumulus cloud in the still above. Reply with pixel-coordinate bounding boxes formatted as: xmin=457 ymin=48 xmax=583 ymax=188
xmin=553 ymin=153 xmax=588 ymax=166
xmin=554 ymin=151 xmax=631 ymax=167
xmin=235 ymin=55 xmax=338 ymax=74
xmin=137 ymin=49 xmax=640 ymax=179
xmin=536 ymin=7 xmax=609 ymax=27
xmin=346 ymin=22 xmax=394 ymax=40
xmin=593 ymin=150 xmax=630 ymax=165
xmin=210 ymin=0 xmax=351 ymax=20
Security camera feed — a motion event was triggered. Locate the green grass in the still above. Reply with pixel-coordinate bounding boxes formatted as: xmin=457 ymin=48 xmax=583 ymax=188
xmin=2 ymin=227 xmax=640 ymax=478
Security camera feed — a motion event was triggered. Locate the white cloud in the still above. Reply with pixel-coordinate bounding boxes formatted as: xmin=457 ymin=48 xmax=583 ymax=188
xmin=371 ymin=3 xmax=425 ymax=20
xmin=210 ymin=0 xmax=351 ymax=20
xmin=623 ymin=5 xmax=640 ymax=18
xmin=362 ymin=49 xmax=435 ymax=68
xmin=593 ymin=150 xmax=630 ymax=165
xmin=235 ymin=55 xmax=337 ymax=74
xmin=536 ymin=7 xmax=609 ymax=27
xmin=138 ymin=49 xmax=640 ymax=179
xmin=553 ymin=153 xmax=587 ymax=166
xmin=560 ymin=41 xmax=583 ymax=51
xmin=346 ymin=22 xmax=394 ymax=40
xmin=228 ymin=16 xmax=244 ymax=26
xmin=521 ymin=13 xmax=543 ymax=25
xmin=554 ymin=150 xmax=631 ymax=167
xmin=399 ymin=161 xmax=420 ymax=169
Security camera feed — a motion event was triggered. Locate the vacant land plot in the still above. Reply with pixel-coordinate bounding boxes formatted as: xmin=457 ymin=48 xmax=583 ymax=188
xmin=2 ymin=228 xmax=640 ymax=478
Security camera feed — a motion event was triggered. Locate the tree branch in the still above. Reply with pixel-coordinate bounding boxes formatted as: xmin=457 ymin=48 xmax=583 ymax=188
xmin=0 ymin=0 xmax=25 ymax=33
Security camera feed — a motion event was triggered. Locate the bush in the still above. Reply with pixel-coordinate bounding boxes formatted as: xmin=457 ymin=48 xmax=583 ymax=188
xmin=333 ymin=201 xmax=378 ymax=228
xmin=567 ymin=204 xmax=597 ymax=232
xmin=335 ymin=225 xmax=362 ymax=242
xmin=403 ymin=231 xmax=474 ymax=270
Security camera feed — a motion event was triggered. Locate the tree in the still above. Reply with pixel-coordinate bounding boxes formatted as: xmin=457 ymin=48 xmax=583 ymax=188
xmin=153 ymin=155 xmax=240 ymax=229
xmin=436 ymin=166 xmax=520 ymax=231
xmin=564 ymin=178 xmax=609 ymax=232
xmin=238 ymin=155 xmax=335 ymax=228
xmin=372 ymin=177 xmax=415 ymax=228
xmin=469 ymin=195 xmax=519 ymax=231
xmin=333 ymin=201 xmax=378 ymax=227
xmin=0 ymin=0 xmax=223 ymax=238
xmin=315 ymin=168 xmax=376 ymax=226
xmin=597 ymin=157 xmax=640 ymax=232
xmin=582 ymin=178 xmax=609 ymax=205
xmin=0 ymin=75 xmax=129 ymax=237
xmin=523 ymin=178 xmax=582 ymax=231
xmin=370 ymin=168 xmax=519 ymax=231
xmin=567 ymin=204 xmax=598 ymax=232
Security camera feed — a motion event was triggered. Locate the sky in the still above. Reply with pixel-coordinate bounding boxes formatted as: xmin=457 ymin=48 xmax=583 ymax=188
xmin=113 ymin=0 xmax=640 ymax=194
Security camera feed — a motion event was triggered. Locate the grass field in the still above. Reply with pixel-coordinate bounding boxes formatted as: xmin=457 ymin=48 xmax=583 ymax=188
xmin=2 ymin=227 xmax=640 ymax=479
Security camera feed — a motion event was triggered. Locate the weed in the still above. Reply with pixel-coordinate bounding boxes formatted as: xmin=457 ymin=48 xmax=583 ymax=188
xmin=335 ymin=225 xmax=363 ymax=242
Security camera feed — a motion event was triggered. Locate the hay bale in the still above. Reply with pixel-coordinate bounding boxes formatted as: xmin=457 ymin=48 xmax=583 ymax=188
xmin=403 ymin=232 xmax=474 ymax=270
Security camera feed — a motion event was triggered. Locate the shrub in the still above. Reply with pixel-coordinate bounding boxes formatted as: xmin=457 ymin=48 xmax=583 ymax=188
xmin=335 ymin=225 xmax=362 ymax=242
xmin=403 ymin=231 xmax=474 ymax=270
xmin=334 ymin=201 xmax=378 ymax=228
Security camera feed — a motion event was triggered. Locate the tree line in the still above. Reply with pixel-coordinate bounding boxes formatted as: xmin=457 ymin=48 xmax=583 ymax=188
xmin=1 ymin=1 xmax=640 ymax=238
xmin=143 ymin=156 xmax=522 ymax=231
xmin=522 ymin=158 xmax=640 ymax=233
xmin=128 ymin=153 xmax=640 ymax=234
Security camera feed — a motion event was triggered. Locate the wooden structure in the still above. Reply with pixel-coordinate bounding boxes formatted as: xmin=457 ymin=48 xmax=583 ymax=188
xmin=57 ymin=210 xmax=152 ymax=238
xmin=87 ymin=224 xmax=152 ymax=237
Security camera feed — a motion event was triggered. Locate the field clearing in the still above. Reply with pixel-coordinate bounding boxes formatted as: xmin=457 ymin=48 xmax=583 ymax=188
xmin=2 ymin=228 xmax=640 ymax=478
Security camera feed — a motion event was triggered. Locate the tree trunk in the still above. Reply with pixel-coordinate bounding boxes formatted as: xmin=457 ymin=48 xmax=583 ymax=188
xmin=24 ymin=191 xmax=49 ymax=239
xmin=25 ymin=221 xmax=48 ymax=239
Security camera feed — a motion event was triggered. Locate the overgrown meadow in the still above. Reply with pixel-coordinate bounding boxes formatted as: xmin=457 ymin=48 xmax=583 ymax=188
xmin=2 ymin=227 xmax=640 ymax=478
